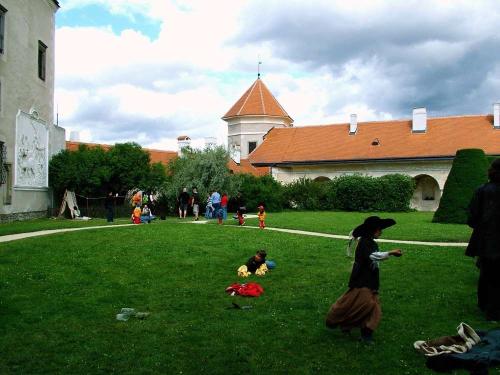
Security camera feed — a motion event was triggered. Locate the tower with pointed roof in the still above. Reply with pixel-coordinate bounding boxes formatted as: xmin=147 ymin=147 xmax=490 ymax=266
xmin=222 ymin=77 xmax=293 ymax=163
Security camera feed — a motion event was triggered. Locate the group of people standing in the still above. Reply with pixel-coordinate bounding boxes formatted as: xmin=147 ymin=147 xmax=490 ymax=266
xmin=177 ymin=188 xmax=260 ymax=227
xmin=178 ymin=187 xmax=230 ymax=224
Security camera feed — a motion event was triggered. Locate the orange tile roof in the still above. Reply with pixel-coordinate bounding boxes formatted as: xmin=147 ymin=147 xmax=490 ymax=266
xmin=222 ymin=78 xmax=293 ymax=123
xmin=228 ymin=158 xmax=269 ymax=176
xmin=65 ymin=141 xmax=177 ymax=166
xmin=65 ymin=141 xmax=267 ymax=176
xmin=249 ymin=115 xmax=500 ymax=165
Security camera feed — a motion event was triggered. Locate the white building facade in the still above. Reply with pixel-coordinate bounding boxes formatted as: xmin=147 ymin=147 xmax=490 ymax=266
xmin=0 ymin=0 xmax=65 ymax=221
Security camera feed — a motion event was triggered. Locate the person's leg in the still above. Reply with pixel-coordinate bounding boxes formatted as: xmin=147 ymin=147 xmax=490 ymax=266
xmin=478 ymin=257 xmax=488 ymax=312
xmin=360 ymin=327 xmax=374 ymax=343
xmin=483 ymin=258 xmax=500 ymax=320
xmin=223 ymin=206 xmax=227 ymax=220
xmin=179 ymin=207 xmax=182 ymax=219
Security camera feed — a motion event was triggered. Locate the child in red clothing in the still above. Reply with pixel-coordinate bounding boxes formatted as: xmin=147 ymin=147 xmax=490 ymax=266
xmin=258 ymin=205 xmax=266 ymax=229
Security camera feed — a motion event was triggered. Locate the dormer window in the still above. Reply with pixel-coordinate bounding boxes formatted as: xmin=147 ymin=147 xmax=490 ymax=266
xmin=371 ymin=138 xmax=380 ymax=146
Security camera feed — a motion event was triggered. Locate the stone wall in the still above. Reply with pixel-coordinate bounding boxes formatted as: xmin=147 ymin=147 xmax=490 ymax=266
xmin=0 ymin=210 xmax=47 ymax=223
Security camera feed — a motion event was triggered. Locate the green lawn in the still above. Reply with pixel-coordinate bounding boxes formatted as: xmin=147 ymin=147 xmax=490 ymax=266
xmin=0 ymin=217 xmax=182 ymax=237
xmin=0 ymin=219 xmax=496 ymax=374
xmin=236 ymin=211 xmax=472 ymax=242
xmin=1 ymin=211 xmax=471 ymax=243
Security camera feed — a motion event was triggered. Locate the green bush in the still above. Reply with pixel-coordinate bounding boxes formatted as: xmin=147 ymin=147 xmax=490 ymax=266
xmin=332 ymin=174 xmax=415 ymax=212
xmin=433 ymin=149 xmax=489 ymax=223
xmin=283 ymin=177 xmax=331 ymax=210
xmin=231 ymin=174 xmax=285 ymax=212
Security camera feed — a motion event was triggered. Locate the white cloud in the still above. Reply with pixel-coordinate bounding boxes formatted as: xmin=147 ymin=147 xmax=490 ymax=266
xmin=56 ymin=0 xmax=500 ymax=151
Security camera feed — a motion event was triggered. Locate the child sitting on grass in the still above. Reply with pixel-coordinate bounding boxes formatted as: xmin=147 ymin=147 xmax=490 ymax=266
xmin=238 ymin=250 xmax=268 ymax=277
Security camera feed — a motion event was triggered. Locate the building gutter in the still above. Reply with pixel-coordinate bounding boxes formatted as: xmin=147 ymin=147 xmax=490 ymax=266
xmin=251 ymin=155 xmax=458 ymax=167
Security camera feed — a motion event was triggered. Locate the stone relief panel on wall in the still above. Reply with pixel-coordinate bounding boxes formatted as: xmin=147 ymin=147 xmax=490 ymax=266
xmin=15 ymin=110 xmax=49 ymax=188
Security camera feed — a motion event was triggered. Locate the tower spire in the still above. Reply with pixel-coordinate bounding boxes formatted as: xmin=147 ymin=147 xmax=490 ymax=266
xmin=257 ymin=60 xmax=262 ymax=78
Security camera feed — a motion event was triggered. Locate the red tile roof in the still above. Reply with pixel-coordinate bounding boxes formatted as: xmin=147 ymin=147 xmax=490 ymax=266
xmin=65 ymin=141 xmax=177 ymax=166
xmin=222 ymin=78 xmax=293 ymax=123
xmin=249 ymin=115 xmax=500 ymax=165
xmin=228 ymin=158 xmax=269 ymax=176
xmin=65 ymin=141 xmax=268 ymax=177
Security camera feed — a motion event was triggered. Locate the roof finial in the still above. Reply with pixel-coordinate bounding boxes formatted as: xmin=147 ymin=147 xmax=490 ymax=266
xmin=257 ymin=59 xmax=262 ymax=79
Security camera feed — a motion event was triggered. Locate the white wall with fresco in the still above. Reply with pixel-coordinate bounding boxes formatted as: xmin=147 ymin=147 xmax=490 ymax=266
xmin=15 ymin=110 xmax=49 ymax=189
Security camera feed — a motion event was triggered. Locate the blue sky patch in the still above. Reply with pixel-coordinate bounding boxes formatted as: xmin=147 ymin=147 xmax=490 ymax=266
xmin=57 ymin=4 xmax=161 ymax=40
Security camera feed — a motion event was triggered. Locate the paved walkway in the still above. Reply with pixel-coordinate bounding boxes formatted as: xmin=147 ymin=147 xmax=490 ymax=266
xmin=236 ymin=225 xmax=468 ymax=247
xmin=0 ymin=221 xmax=468 ymax=247
xmin=0 ymin=224 xmax=135 ymax=244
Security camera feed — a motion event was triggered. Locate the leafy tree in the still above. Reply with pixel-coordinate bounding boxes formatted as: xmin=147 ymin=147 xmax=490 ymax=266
xmin=433 ymin=149 xmax=489 ymax=223
xmin=49 ymin=143 xmax=167 ymax=201
xmin=49 ymin=144 xmax=110 ymax=199
xmin=161 ymin=146 xmax=235 ymax=212
xmin=107 ymin=143 xmax=152 ymax=193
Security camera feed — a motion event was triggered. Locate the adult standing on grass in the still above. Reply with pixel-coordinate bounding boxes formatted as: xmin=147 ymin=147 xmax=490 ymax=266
xmin=178 ymin=187 xmax=190 ymax=219
xmin=325 ymin=216 xmax=402 ymax=343
xmin=104 ymin=192 xmax=114 ymax=223
xmin=221 ymin=192 xmax=228 ymax=220
xmin=191 ymin=187 xmax=200 ymax=221
xmin=235 ymin=192 xmax=246 ymax=226
xmin=466 ymin=158 xmax=500 ymax=321
xmin=211 ymin=190 xmax=221 ymax=220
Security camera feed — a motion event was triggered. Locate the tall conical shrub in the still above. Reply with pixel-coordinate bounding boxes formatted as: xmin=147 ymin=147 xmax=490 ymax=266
xmin=433 ymin=149 xmax=489 ymax=223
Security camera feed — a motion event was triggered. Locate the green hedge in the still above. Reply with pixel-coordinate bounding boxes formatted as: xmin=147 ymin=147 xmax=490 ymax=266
xmin=231 ymin=174 xmax=286 ymax=212
xmin=433 ymin=149 xmax=489 ymax=223
xmin=332 ymin=174 xmax=415 ymax=212
xmin=283 ymin=178 xmax=331 ymax=210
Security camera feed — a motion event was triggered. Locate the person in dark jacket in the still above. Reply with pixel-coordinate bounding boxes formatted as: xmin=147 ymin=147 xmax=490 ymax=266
xmin=245 ymin=250 xmax=267 ymax=273
xmin=326 ymin=216 xmax=402 ymax=343
xmin=104 ymin=192 xmax=114 ymax=222
xmin=466 ymin=158 xmax=500 ymax=321
xmin=235 ymin=192 xmax=246 ymax=226
xmin=178 ymin=187 xmax=190 ymax=219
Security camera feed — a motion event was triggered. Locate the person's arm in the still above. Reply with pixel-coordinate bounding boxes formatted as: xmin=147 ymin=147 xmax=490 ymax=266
xmin=370 ymin=249 xmax=402 ymax=261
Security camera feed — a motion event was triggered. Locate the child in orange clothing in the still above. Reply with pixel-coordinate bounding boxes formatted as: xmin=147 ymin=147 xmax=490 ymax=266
xmin=258 ymin=205 xmax=266 ymax=229
xmin=131 ymin=206 xmax=141 ymax=224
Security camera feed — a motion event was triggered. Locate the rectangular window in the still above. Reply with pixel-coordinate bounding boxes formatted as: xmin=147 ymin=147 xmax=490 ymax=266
xmin=0 ymin=4 xmax=6 ymax=54
xmin=248 ymin=141 xmax=257 ymax=154
xmin=38 ymin=40 xmax=47 ymax=81
xmin=3 ymin=163 xmax=11 ymax=204
xmin=0 ymin=141 xmax=6 ymax=186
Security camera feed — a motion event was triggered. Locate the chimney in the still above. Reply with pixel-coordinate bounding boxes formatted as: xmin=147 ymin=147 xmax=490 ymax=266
xmin=494 ymin=102 xmax=500 ymax=128
xmin=349 ymin=114 xmax=358 ymax=134
xmin=230 ymin=143 xmax=241 ymax=164
xmin=69 ymin=130 xmax=80 ymax=141
xmin=177 ymin=135 xmax=191 ymax=156
xmin=412 ymin=107 xmax=427 ymax=133
xmin=204 ymin=137 xmax=217 ymax=149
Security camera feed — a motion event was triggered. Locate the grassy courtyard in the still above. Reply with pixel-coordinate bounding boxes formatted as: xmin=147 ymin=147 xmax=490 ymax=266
xmin=0 ymin=214 xmax=498 ymax=374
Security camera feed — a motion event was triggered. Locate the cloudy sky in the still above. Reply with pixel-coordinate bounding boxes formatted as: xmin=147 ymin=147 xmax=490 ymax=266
xmin=55 ymin=0 xmax=500 ymax=151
